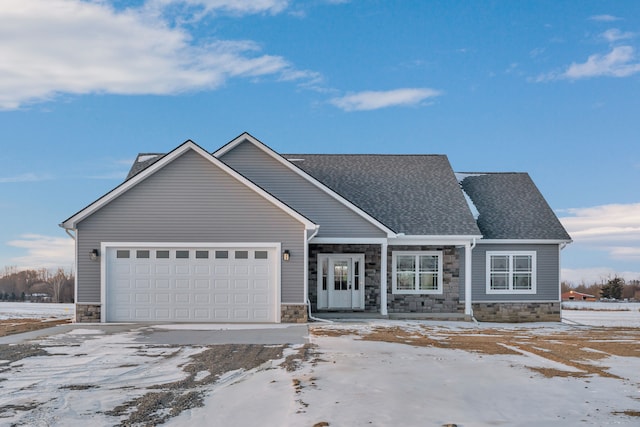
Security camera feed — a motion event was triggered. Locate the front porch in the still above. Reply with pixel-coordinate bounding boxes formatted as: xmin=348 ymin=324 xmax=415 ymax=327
xmin=308 ymin=243 xmax=469 ymax=318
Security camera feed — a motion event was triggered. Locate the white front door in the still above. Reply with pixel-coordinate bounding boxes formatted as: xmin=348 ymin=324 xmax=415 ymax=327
xmin=318 ymin=254 xmax=365 ymax=310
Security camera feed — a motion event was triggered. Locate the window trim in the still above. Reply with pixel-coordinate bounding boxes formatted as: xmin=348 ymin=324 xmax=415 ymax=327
xmin=391 ymin=251 xmax=443 ymax=295
xmin=485 ymin=251 xmax=537 ymax=295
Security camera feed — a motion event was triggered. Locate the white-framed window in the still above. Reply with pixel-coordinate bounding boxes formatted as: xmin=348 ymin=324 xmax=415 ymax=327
xmin=486 ymin=251 xmax=537 ymax=294
xmin=392 ymin=251 xmax=443 ymax=294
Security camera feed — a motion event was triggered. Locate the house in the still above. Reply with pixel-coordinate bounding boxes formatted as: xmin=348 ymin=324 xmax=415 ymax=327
xmin=60 ymin=132 xmax=572 ymax=323
xmin=561 ymin=290 xmax=596 ymax=302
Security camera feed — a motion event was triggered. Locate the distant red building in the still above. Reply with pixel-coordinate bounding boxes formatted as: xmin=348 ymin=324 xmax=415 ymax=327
xmin=562 ymin=290 xmax=596 ymax=302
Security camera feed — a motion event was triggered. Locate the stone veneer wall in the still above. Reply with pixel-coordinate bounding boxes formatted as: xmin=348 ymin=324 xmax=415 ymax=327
xmin=472 ymin=302 xmax=561 ymax=322
xmin=308 ymin=244 xmax=382 ymax=312
xmin=76 ymin=304 xmax=101 ymax=322
xmin=281 ymin=304 xmax=308 ymax=323
xmin=387 ymin=246 xmax=463 ymax=314
xmin=77 ymin=303 xmax=307 ymax=323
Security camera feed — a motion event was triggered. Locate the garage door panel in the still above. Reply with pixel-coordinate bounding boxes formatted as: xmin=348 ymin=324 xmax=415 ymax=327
xmin=156 ymin=294 xmax=170 ymax=304
xmin=155 ymin=279 xmax=170 ymax=289
xmin=214 ymin=294 xmax=229 ymax=304
xmin=194 ymin=265 xmax=210 ymax=275
xmin=155 ymin=265 xmax=170 ymax=275
xmin=106 ymin=246 xmax=277 ymax=322
xmin=135 ymin=279 xmax=150 ymax=289
xmin=175 ymin=293 xmax=190 ymax=304
xmin=214 ymin=279 xmax=229 ymax=289
xmin=175 ymin=265 xmax=189 ymax=275
xmin=194 ymin=279 xmax=210 ymax=289
xmin=155 ymin=309 xmax=170 ymax=320
xmin=234 ymin=279 xmax=249 ymax=290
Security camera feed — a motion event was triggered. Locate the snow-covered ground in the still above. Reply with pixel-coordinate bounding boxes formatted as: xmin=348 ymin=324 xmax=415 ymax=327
xmin=562 ymin=301 xmax=640 ymax=327
xmin=0 ymin=302 xmax=75 ymax=320
xmin=171 ymin=322 xmax=640 ymax=427
xmin=1 ymin=303 xmax=640 ymax=425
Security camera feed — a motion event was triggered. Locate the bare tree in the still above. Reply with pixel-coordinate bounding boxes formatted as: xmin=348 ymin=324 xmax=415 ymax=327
xmin=49 ymin=268 xmax=70 ymax=303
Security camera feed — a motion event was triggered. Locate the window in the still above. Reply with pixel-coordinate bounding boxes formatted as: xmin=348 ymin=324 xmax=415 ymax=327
xmin=486 ymin=251 xmax=536 ymax=294
xmin=136 ymin=250 xmax=150 ymax=259
xmin=176 ymin=250 xmax=189 ymax=259
xmin=195 ymin=250 xmax=209 ymax=259
xmin=156 ymin=250 xmax=170 ymax=259
xmin=392 ymin=251 xmax=442 ymax=294
xmin=254 ymin=251 xmax=268 ymax=259
xmin=116 ymin=250 xmax=130 ymax=259
xmin=215 ymin=250 xmax=228 ymax=259
xmin=235 ymin=250 xmax=248 ymax=259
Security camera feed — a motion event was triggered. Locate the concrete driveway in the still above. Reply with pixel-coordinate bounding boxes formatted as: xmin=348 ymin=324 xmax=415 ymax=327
xmin=0 ymin=322 xmax=309 ymax=346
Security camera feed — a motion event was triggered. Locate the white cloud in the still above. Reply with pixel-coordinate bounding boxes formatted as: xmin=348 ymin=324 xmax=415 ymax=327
xmin=0 ymin=173 xmax=52 ymax=183
xmin=560 ymin=202 xmax=640 ymax=260
xmin=0 ymin=0 xmax=314 ymax=110
xmin=7 ymin=234 xmax=75 ymax=270
xmin=589 ymin=14 xmax=622 ymax=22
xmin=146 ymin=0 xmax=290 ymax=17
xmin=536 ymin=46 xmax=640 ymax=81
xmin=601 ymin=28 xmax=636 ymax=42
xmin=329 ymin=88 xmax=442 ymax=112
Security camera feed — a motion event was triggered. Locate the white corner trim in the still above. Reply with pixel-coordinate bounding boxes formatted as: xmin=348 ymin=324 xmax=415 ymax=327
xmin=214 ymin=133 xmax=396 ymax=237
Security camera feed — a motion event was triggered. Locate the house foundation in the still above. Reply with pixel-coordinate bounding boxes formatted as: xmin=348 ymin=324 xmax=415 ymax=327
xmin=472 ymin=302 xmax=561 ymax=322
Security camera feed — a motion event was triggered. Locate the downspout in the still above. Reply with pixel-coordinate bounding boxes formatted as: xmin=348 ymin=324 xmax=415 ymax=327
xmin=305 ymin=226 xmax=332 ymax=323
xmin=464 ymin=237 xmax=476 ymax=321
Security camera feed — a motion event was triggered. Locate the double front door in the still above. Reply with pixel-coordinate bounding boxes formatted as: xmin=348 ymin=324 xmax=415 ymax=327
xmin=317 ymin=254 xmax=365 ymax=310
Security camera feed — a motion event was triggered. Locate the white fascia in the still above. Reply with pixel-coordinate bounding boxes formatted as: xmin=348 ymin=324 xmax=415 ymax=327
xmin=310 ymin=237 xmax=388 ymax=245
xmin=214 ymin=133 xmax=396 ymax=238
xmin=476 ymin=239 xmax=573 ymax=245
xmin=388 ymin=235 xmax=483 ymax=246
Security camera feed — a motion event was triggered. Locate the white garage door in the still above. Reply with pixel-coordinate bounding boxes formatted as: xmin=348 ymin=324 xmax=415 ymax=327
xmin=105 ymin=246 xmax=278 ymax=323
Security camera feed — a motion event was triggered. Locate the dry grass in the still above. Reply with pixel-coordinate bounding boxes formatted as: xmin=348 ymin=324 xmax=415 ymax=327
xmin=311 ymin=324 xmax=640 ymax=379
xmin=0 ymin=318 xmax=71 ymax=337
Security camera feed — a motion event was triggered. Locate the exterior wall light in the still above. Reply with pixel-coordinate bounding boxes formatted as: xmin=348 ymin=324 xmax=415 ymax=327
xmin=282 ymin=250 xmax=291 ymax=261
xmin=90 ymin=249 xmax=100 ymax=261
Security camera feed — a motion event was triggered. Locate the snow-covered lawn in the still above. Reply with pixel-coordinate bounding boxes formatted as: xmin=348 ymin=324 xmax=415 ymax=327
xmin=0 ymin=302 xmax=74 ymax=320
xmin=562 ymin=302 xmax=640 ymax=327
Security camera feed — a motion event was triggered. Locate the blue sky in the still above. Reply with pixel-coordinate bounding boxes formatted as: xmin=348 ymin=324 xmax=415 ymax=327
xmin=0 ymin=0 xmax=639 ymax=285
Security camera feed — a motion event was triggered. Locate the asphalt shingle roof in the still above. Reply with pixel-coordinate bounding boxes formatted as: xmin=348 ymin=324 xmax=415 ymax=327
xmin=123 ymin=146 xmax=570 ymax=241
xmin=285 ymin=154 xmax=481 ymax=236
xmin=125 ymin=153 xmax=164 ymax=180
xmin=459 ymin=172 xmax=571 ymax=240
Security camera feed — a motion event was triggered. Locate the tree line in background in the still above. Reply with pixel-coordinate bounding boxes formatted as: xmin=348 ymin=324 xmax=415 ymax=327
xmin=562 ymin=276 xmax=640 ymax=301
xmin=0 ymin=266 xmax=74 ymax=303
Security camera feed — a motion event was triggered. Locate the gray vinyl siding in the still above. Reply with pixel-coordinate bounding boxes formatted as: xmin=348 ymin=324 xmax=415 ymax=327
xmin=470 ymin=243 xmax=561 ymax=302
xmin=219 ymin=140 xmax=388 ymax=238
xmin=76 ymin=149 xmax=306 ymax=304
